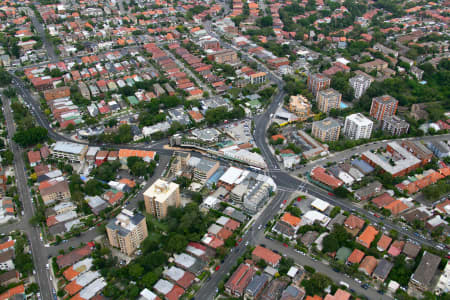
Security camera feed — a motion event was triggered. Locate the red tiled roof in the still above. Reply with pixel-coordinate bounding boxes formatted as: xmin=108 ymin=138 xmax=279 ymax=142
xmin=371 ymin=193 xmax=396 ymax=208
xmin=347 ymin=249 xmax=365 ymax=264
xmin=252 ymin=246 xmax=281 ymax=266
xmin=0 ymin=284 xmax=24 ymax=300
xmin=310 ymin=167 xmax=343 ymax=189
xmin=377 ymin=234 xmax=392 ymax=251
xmin=357 ymin=226 xmax=379 ymax=248
xmin=344 ymin=215 xmax=364 ymax=230
xmin=358 ymin=256 xmax=377 ymax=275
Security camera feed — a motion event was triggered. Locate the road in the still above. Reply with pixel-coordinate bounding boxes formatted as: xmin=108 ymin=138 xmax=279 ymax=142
xmin=1 ymin=93 xmax=54 ymax=300
xmin=28 ymin=6 xmax=58 ymax=63
xmin=163 ymin=48 xmax=213 ymax=95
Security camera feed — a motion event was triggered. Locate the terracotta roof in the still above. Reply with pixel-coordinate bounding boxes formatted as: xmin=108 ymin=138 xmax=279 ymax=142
xmin=63 ymin=266 xmax=80 ymax=281
xmin=252 ymin=246 xmax=281 ymax=266
xmin=0 ymin=240 xmax=14 ymax=251
xmin=358 ymin=256 xmax=377 ymax=275
xmin=436 ymin=199 xmax=450 ymax=214
xmin=281 ymin=212 xmax=301 ymax=228
xmin=65 ymin=280 xmax=83 ymax=295
xmin=347 ymin=249 xmax=365 ymax=264
xmin=311 ymin=167 xmax=343 ymax=189
xmin=271 ymin=134 xmax=286 ymax=141
xmin=27 ymin=151 xmax=41 ymax=163
xmin=118 ymin=149 xmax=155 ymax=159
xmin=119 ymin=178 xmax=136 ymax=188
xmin=357 ymin=226 xmax=379 ymax=248
xmin=384 ymin=200 xmax=408 ymax=215
xmin=377 ymin=235 xmax=392 ymax=251
xmin=0 ymin=284 xmax=24 ymax=300
xmin=371 ymin=193 xmax=396 ymax=208
xmin=306 ymin=296 xmax=323 ymax=300
xmin=344 ymin=215 xmax=364 ymax=230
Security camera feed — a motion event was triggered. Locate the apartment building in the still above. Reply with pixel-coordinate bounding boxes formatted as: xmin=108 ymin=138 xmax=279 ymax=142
xmin=106 ymin=209 xmax=148 ymax=256
xmin=382 ymin=115 xmax=409 ymax=136
xmin=316 ymin=88 xmax=341 ymax=113
xmin=249 ymin=72 xmax=267 ymax=84
xmin=144 ymin=179 xmax=180 ymax=219
xmin=288 ymin=95 xmax=312 ymax=121
xmin=343 ymin=113 xmax=373 ymax=140
xmin=193 ymin=158 xmax=220 ymax=184
xmin=370 ymin=95 xmax=398 ymax=121
xmin=39 ymin=179 xmax=71 ymax=205
xmin=307 ymin=73 xmax=331 ymax=96
xmin=212 ymin=49 xmax=239 ymax=65
xmin=51 ymin=142 xmax=88 ymax=163
xmin=312 ymin=118 xmax=341 ymax=142
xmin=349 ymin=73 xmax=373 ymax=99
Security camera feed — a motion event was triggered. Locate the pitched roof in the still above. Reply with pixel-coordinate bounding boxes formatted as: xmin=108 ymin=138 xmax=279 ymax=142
xmin=252 ymin=246 xmax=281 ymax=266
xmin=384 ymin=200 xmax=408 ymax=215
xmin=281 ymin=212 xmax=301 ymax=228
xmin=347 ymin=249 xmax=365 ymax=264
xmin=371 ymin=193 xmax=396 ymax=208
xmin=344 ymin=215 xmax=364 ymax=230
xmin=357 ymin=226 xmax=379 ymax=248
xmin=388 ymin=240 xmax=405 ymax=257
xmin=377 ymin=235 xmax=392 ymax=251
xmin=359 ymin=256 xmax=377 ymax=275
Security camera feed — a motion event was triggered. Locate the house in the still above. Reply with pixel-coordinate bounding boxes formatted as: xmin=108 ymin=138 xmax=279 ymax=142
xmin=354 ymin=181 xmax=382 ymax=201
xmin=225 ymin=263 xmax=255 ymax=297
xmin=0 ymin=270 xmax=19 ymax=286
xmin=372 ymin=259 xmax=393 ymax=282
xmin=56 ymin=244 xmax=93 ymax=268
xmin=377 ymin=235 xmax=392 ymax=252
xmin=388 ymin=240 xmax=404 ymax=257
xmin=0 ymin=250 xmax=14 ymax=270
xmin=402 ymin=242 xmax=421 ymax=259
xmin=27 ymin=151 xmax=42 ymax=167
xmin=356 ymin=226 xmax=378 ymax=248
xmin=310 ymin=167 xmax=343 ymax=190
xmin=252 ymin=246 xmax=281 ymax=267
xmin=371 ymin=193 xmax=396 ymax=208
xmin=347 ymin=249 xmax=365 ymax=264
xmin=344 ymin=215 xmax=365 ymax=236
xmin=358 ymin=256 xmax=377 ymax=276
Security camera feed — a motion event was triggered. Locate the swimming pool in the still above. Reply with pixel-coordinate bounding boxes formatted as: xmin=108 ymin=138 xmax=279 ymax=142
xmin=340 ymin=102 xmax=348 ymax=109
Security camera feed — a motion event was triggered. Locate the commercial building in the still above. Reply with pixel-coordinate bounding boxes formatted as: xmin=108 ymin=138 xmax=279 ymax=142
xmin=349 ymin=73 xmax=373 ymax=99
xmin=51 ymin=142 xmax=88 ymax=163
xmin=382 ymin=115 xmax=409 ymax=136
xmin=106 ymin=209 xmax=148 ymax=256
xmin=288 ymin=95 xmax=312 ymax=121
xmin=370 ymin=95 xmax=398 ymax=121
xmin=311 ymin=118 xmax=340 ymax=142
xmin=361 ymin=142 xmax=422 ymax=177
xmin=307 ymin=73 xmax=331 ymax=96
xmin=144 ymin=179 xmax=180 ymax=219
xmin=310 ymin=166 xmax=343 ymax=189
xmin=343 ymin=113 xmax=373 ymax=140
xmin=435 ymin=261 xmax=450 ymax=295
xmin=316 ymin=88 xmax=341 ymax=113
xmin=292 ymin=130 xmax=328 ymax=159
xmin=409 ymin=251 xmax=441 ymax=292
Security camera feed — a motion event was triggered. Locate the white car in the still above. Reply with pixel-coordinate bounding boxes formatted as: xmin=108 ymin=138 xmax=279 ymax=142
xmin=45 ymin=264 xmax=49 ymax=269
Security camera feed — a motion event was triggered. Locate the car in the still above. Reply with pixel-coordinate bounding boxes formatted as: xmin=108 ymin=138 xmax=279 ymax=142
xmin=215 ymin=265 xmax=220 ymax=271
xmin=261 ymin=244 xmax=266 ymax=248
xmin=328 ymin=192 xmax=335 ymax=196
xmin=355 ymin=278 xmax=362 ymax=284
xmin=296 ymin=197 xmax=302 ymax=202
xmin=245 ymin=241 xmax=249 ymax=246
xmin=283 ymin=243 xmax=288 ymax=247
xmin=238 ymin=238 xmax=243 ymax=243
xmin=378 ymin=290 xmax=384 ymax=295
xmin=374 ymin=213 xmax=380 ymax=218
xmin=46 ymin=264 xmax=49 ymax=269
xmin=258 ymin=225 xmax=262 ymax=230
xmin=361 ymin=284 xmax=369 ymax=289
xmin=283 ymin=200 xmax=287 ymax=204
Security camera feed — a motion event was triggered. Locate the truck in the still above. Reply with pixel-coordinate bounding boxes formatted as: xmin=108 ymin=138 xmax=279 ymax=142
xmin=339 ymin=281 xmax=349 ymax=289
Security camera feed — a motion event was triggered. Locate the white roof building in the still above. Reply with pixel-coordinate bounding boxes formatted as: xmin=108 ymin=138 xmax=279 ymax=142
xmin=139 ymin=288 xmax=159 ymax=300
xmin=219 ymin=167 xmax=245 ymax=185
xmin=301 ymin=210 xmax=331 ymax=226
xmin=78 ymin=277 xmax=106 ymax=300
xmin=154 ymin=279 xmax=173 ymax=295
xmin=311 ymin=199 xmax=330 ymax=212
xmin=174 ymin=253 xmax=196 ymax=269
